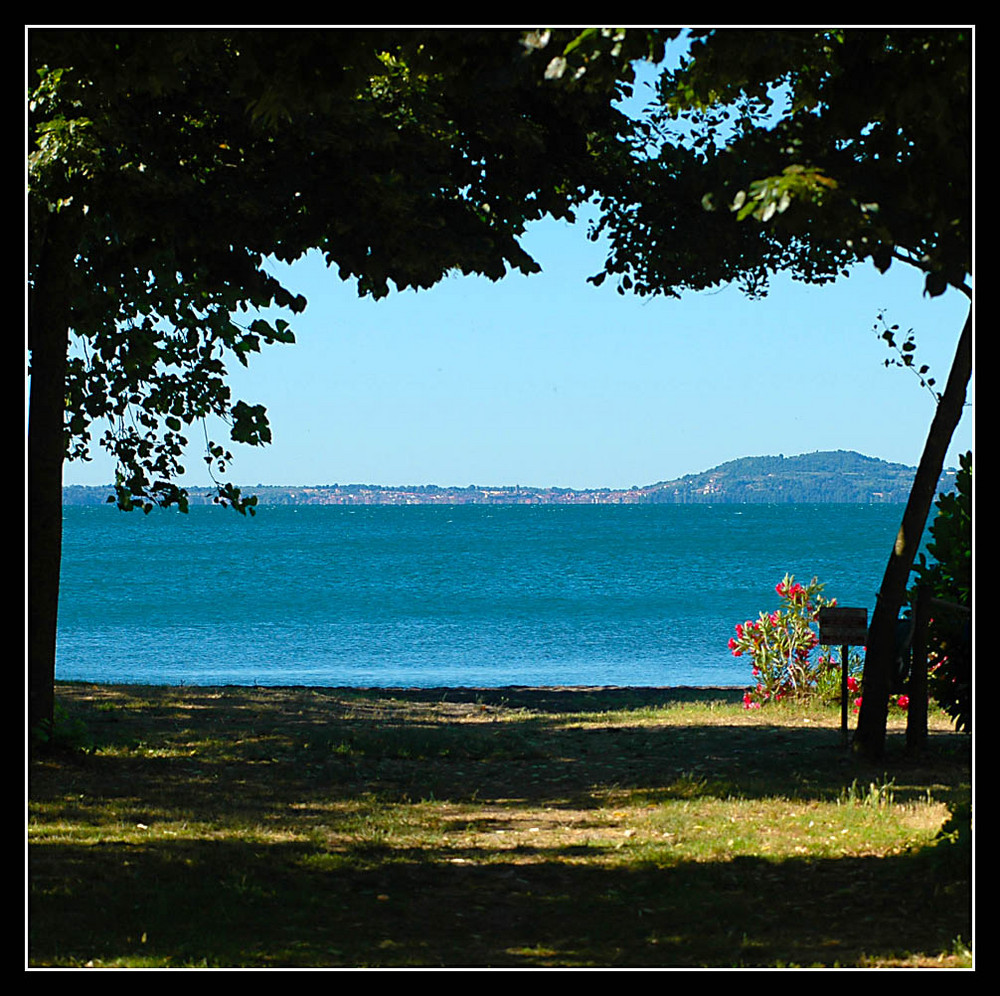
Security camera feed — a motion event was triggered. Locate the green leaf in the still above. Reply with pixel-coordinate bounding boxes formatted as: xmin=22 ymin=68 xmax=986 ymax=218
xmin=230 ymin=400 xmax=272 ymax=446
xmin=271 ymin=319 xmax=295 ymax=343
xmin=872 ymin=247 xmax=893 ymax=274
xmin=924 ymin=270 xmax=948 ymax=297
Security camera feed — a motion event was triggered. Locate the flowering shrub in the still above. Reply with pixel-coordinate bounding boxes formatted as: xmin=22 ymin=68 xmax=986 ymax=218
xmin=814 ymin=648 xmax=865 ymax=704
xmin=852 ymin=692 xmax=909 ymax=714
xmin=730 ymin=574 xmax=839 ymax=708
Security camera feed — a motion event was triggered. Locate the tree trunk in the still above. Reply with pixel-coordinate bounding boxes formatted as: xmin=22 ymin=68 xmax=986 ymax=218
xmin=854 ymin=307 xmax=972 ymax=759
xmin=28 ymin=213 xmax=75 ymax=750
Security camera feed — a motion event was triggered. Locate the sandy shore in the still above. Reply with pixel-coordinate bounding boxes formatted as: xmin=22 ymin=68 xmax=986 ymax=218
xmin=57 ymin=679 xmax=747 ymax=712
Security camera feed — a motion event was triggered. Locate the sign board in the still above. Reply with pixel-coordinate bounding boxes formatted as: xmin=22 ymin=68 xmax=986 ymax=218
xmin=818 ymin=607 xmax=868 ymax=646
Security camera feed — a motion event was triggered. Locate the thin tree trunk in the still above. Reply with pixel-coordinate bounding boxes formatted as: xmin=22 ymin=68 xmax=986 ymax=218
xmin=854 ymin=307 xmax=972 ymax=759
xmin=28 ymin=213 xmax=74 ymax=750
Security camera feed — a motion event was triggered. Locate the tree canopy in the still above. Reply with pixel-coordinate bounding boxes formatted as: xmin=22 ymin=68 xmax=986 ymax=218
xmin=29 ymin=28 xmax=670 ymax=512
xmin=28 ymin=27 xmax=671 ymax=742
xmin=591 ymin=28 xmax=970 ymax=302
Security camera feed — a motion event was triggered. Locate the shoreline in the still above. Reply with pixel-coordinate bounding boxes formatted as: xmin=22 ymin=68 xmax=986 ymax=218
xmin=55 ymin=680 xmax=748 ymax=710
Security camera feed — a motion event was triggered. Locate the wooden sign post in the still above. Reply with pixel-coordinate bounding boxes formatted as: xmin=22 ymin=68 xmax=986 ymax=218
xmin=818 ymin=607 xmax=868 ymax=746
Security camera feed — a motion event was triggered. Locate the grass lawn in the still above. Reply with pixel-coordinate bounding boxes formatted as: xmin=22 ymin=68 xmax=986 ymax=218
xmin=28 ymin=683 xmax=972 ymax=968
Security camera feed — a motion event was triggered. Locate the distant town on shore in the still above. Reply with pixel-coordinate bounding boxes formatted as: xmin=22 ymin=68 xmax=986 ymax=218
xmin=64 ymin=450 xmax=958 ymax=507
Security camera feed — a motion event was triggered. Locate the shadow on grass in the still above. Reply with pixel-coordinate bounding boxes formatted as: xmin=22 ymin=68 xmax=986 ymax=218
xmin=29 ymin=833 xmax=970 ymax=967
xmin=36 ymin=684 xmax=970 ymax=812
xmin=29 ymin=684 xmax=971 ymax=967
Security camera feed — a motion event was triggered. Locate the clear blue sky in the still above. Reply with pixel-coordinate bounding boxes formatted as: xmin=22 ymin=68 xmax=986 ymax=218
xmin=62 ymin=220 xmax=972 ymax=491
xmin=60 ymin=47 xmax=973 ymax=492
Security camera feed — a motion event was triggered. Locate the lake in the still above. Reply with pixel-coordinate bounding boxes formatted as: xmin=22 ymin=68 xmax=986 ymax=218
xmin=56 ymin=503 xmax=913 ymax=688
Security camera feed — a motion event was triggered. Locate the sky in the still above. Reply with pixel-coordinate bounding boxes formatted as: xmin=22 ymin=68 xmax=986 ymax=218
xmin=61 ymin=223 xmax=973 ymax=491
xmin=59 ymin=46 xmax=973 ymax=492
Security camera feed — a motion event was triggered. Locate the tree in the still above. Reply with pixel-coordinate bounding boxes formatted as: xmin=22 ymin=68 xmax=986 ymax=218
xmin=589 ymin=27 xmax=971 ymax=759
xmin=28 ymin=27 xmax=670 ymax=744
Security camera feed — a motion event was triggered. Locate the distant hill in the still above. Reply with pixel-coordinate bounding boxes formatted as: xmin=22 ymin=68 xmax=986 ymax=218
xmin=642 ymin=450 xmax=956 ymax=504
xmin=63 ymin=450 xmax=958 ymax=506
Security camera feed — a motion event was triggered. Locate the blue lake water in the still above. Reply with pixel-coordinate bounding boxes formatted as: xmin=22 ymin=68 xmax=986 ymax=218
xmin=56 ymin=503 xmax=915 ymax=688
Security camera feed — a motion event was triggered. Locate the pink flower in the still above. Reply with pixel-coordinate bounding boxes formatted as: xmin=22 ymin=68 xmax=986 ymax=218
xmin=896 ymin=695 xmax=909 ymax=710
xmin=852 ymin=696 xmax=863 ymax=714
xmin=847 ymin=676 xmax=859 ymax=693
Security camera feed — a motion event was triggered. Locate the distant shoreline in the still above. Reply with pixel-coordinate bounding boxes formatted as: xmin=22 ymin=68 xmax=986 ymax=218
xmin=63 ymin=489 xmax=913 ymax=507
xmin=61 ymin=449 xmax=958 ymax=506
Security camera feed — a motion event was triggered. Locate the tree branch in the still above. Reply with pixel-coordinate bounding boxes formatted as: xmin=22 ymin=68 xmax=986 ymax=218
xmin=889 ymin=249 xmax=971 ymax=299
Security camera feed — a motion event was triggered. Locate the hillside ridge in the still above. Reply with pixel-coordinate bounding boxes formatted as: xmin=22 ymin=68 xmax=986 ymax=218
xmin=63 ymin=449 xmax=959 ymax=505
xmin=641 ymin=449 xmax=955 ymax=504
